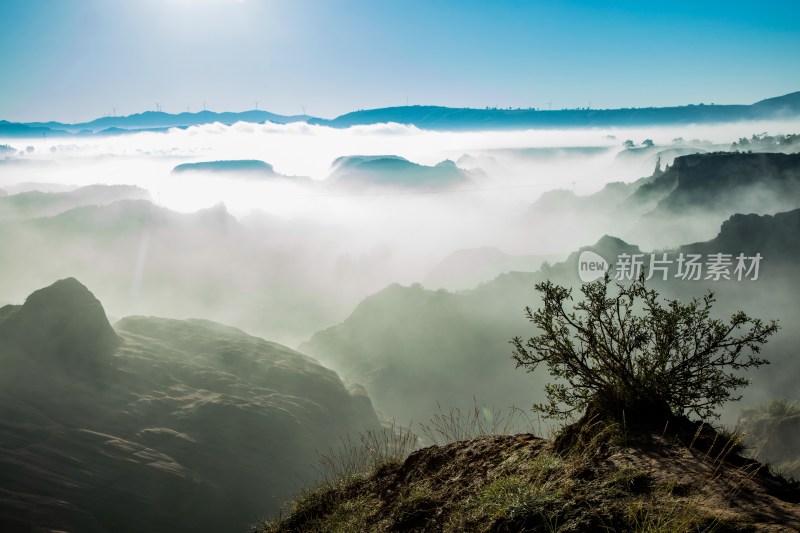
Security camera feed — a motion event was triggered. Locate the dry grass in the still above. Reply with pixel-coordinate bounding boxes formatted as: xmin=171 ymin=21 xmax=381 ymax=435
xmin=418 ymin=399 xmax=536 ymax=446
xmin=260 ymin=404 xmax=799 ymax=532
xmin=314 ymin=421 xmax=418 ymax=485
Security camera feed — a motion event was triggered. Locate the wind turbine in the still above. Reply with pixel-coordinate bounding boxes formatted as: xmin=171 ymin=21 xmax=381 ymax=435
xmin=254 ymin=101 xmax=258 ymax=111
xmin=155 ymin=103 xmax=161 ymax=112
xmin=112 ymin=107 xmax=117 ymax=117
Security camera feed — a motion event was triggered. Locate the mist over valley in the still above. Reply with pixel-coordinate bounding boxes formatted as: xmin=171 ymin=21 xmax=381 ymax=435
xmin=3 ymin=1 xmax=800 ymax=529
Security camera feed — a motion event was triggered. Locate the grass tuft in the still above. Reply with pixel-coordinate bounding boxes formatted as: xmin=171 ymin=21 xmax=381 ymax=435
xmin=622 ymin=498 xmax=724 ymax=533
xmin=314 ymin=421 xmax=418 ymax=486
xmin=418 ymin=399 xmax=535 ymax=446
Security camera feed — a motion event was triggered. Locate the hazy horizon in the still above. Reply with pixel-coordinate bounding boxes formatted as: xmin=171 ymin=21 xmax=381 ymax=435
xmin=3 ymin=90 xmax=799 ymax=125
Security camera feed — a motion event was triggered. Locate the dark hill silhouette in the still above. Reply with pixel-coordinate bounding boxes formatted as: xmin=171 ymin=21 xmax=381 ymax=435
xmin=631 ymin=152 xmax=800 ymax=216
xmin=682 ymin=208 xmax=800 ymax=258
xmin=624 ymin=152 xmax=800 ymax=246
xmin=0 ymin=278 xmax=119 ymax=368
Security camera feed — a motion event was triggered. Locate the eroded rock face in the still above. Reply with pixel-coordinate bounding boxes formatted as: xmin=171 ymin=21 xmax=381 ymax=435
xmin=0 ymin=279 xmax=381 ymax=533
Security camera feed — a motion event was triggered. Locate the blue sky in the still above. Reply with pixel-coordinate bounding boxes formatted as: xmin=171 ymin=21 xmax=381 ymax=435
xmin=1 ymin=0 xmax=798 ymax=122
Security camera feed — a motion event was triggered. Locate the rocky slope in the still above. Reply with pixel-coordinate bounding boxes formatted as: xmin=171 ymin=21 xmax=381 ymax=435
xmin=631 ymin=152 xmax=800 ymax=214
xmin=627 ymin=152 xmax=800 ymax=246
xmin=263 ymin=418 xmax=800 ymax=532
xmin=0 ymin=278 xmax=381 ymax=533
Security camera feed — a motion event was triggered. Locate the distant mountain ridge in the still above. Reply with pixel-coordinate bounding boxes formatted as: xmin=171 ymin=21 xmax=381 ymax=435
xmin=24 ymin=109 xmax=311 ymax=134
xmin=1 ymin=91 xmax=798 ymax=137
xmin=0 ymin=184 xmax=151 ymax=221
xmin=309 ymin=91 xmax=800 ymax=130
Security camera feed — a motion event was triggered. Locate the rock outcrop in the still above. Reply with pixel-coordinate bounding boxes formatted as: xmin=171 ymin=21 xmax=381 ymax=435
xmin=0 ymin=279 xmax=382 ymax=533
